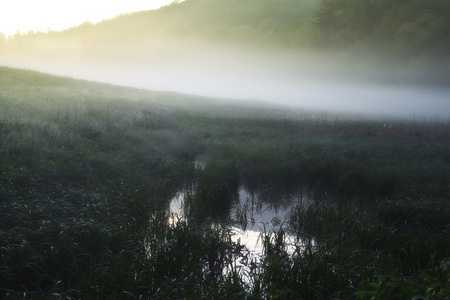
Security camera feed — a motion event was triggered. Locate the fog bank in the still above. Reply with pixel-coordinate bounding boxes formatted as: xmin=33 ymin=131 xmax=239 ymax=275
xmin=2 ymin=47 xmax=449 ymax=120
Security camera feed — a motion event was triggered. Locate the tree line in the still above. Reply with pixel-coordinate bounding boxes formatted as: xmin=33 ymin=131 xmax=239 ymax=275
xmin=2 ymin=0 xmax=450 ymax=62
xmin=315 ymin=0 xmax=450 ymax=59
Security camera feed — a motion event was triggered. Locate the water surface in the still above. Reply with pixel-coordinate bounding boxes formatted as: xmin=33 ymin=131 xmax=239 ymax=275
xmin=167 ymin=186 xmax=310 ymax=263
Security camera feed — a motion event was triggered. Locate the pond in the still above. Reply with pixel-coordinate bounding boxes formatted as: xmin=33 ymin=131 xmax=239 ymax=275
xmin=166 ymin=185 xmax=313 ymax=278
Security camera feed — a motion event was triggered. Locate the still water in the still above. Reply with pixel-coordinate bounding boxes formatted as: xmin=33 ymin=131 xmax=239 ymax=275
xmin=167 ymin=186 xmax=310 ymax=265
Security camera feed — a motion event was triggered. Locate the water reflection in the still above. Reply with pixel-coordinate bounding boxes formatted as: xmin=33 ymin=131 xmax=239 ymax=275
xmin=230 ymin=188 xmax=300 ymax=257
xmin=167 ymin=191 xmax=185 ymax=227
xmin=167 ymin=186 xmax=310 ymax=260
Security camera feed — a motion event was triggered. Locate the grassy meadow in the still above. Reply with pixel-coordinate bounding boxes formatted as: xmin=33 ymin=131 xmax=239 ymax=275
xmin=1 ymin=66 xmax=449 ymax=299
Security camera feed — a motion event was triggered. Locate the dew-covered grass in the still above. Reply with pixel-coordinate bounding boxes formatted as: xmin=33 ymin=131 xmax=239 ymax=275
xmin=1 ymin=66 xmax=449 ymax=299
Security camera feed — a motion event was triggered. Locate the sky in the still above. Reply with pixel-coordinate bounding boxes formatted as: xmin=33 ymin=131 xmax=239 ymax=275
xmin=0 ymin=0 xmax=177 ymax=37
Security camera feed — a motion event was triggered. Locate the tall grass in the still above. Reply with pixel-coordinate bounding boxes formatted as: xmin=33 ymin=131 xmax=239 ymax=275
xmin=285 ymin=198 xmax=450 ymax=299
xmin=1 ymin=67 xmax=449 ymax=298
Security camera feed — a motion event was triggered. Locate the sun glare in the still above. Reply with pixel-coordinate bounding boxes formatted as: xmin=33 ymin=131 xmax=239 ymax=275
xmin=0 ymin=0 xmax=177 ymax=37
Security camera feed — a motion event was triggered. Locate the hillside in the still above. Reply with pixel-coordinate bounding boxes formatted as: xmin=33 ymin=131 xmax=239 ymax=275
xmin=1 ymin=0 xmax=319 ymax=51
xmin=2 ymin=0 xmax=450 ymax=59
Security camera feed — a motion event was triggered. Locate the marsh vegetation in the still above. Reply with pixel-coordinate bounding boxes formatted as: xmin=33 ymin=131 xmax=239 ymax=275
xmin=1 ymin=67 xmax=449 ymax=299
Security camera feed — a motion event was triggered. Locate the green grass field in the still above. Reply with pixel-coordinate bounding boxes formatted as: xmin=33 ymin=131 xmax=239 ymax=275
xmin=1 ymin=66 xmax=449 ymax=299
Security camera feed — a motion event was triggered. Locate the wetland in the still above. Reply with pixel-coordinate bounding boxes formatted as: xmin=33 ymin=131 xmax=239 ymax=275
xmin=1 ymin=67 xmax=449 ymax=299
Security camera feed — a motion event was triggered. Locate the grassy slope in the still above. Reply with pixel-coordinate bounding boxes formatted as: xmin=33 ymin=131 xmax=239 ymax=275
xmin=0 ymin=67 xmax=449 ymax=298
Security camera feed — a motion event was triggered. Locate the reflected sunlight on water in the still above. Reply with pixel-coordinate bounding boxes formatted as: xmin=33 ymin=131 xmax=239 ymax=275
xmin=166 ymin=186 xmax=311 ymax=266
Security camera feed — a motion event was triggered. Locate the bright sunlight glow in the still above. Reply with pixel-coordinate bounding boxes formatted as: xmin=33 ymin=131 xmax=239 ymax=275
xmin=0 ymin=0 xmax=178 ymax=37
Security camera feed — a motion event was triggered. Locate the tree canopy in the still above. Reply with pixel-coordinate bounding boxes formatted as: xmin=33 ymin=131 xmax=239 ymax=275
xmin=2 ymin=0 xmax=450 ymax=66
